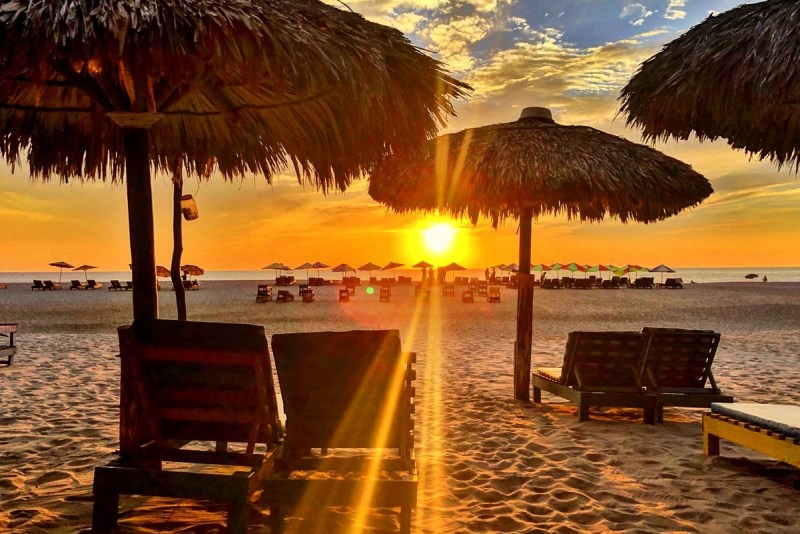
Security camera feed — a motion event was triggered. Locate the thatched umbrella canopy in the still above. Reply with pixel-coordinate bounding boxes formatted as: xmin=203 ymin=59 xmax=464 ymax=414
xmin=619 ymin=0 xmax=800 ymax=170
xmin=0 ymin=0 xmax=468 ymax=320
xmin=369 ymin=106 xmax=712 ymax=400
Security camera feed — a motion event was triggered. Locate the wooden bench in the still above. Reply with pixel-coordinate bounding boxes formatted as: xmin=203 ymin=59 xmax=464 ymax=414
xmin=0 ymin=323 xmax=17 ymax=365
xmin=92 ymin=320 xmax=282 ymax=533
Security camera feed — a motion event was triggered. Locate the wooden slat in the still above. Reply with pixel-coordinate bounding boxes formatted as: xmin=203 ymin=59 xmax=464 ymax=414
xmin=139 ymin=346 xmax=260 ymax=367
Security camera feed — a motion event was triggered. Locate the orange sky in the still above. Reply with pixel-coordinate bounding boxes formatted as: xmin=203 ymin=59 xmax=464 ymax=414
xmin=1 ymin=2 xmax=799 ymax=272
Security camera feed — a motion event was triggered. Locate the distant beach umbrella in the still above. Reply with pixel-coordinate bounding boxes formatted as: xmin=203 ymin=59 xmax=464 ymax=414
xmin=155 ymin=266 xmax=171 ymax=279
xmin=295 ymin=262 xmax=316 ymax=281
xmin=331 ymin=263 xmax=357 ymax=282
xmin=649 ymin=264 xmax=676 ymax=284
xmin=180 ymin=265 xmax=205 ymax=278
xmin=745 ymin=273 xmax=759 ymax=280
xmin=49 ymin=261 xmax=74 ymax=284
xmin=358 ymin=262 xmax=382 ymax=279
xmin=620 ymin=0 xmax=800 ymax=171
xmin=263 ymin=262 xmax=291 ymax=279
xmin=502 ymin=263 xmax=520 ymax=273
xmin=311 ymin=262 xmax=330 ymax=278
xmin=442 ymin=261 xmax=466 ymax=282
xmin=413 ymin=261 xmax=434 ymax=269
xmin=381 ymin=261 xmax=405 ymax=279
xmin=531 ymin=264 xmax=552 ymax=271
xmin=563 ymin=262 xmax=585 ymax=277
xmin=370 ymin=105 xmax=712 ymax=400
xmin=72 ymin=264 xmax=97 ymax=282
xmin=0 ymin=1 xmax=467 ymax=321
xmin=586 ymin=264 xmax=612 ymax=280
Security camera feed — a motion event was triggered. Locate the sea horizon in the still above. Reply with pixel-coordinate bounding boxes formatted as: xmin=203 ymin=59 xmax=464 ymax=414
xmin=3 ymin=266 xmax=800 ymax=284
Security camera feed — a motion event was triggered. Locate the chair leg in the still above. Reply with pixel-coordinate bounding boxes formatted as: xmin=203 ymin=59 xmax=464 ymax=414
xmin=227 ymin=494 xmax=247 ymax=534
xmin=91 ymin=469 xmax=119 ymax=531
xmin=533 ymin=386 xmax=541 ymax=403
xmin=577 ymin=398 xmax=590 ymax=422
xmin=270 ymin=506 xmax=285 ymax=533
xmin=400 ymin=505 xmax=412 ymax=534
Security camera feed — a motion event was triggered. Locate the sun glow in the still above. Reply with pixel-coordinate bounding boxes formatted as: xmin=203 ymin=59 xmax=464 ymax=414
xmin=422 ymin=223 xmax=456 ymax=254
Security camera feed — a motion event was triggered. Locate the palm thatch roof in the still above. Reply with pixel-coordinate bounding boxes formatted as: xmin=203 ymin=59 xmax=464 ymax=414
xmin=369 ymin=111 xmax=712 ymax=226
xmin=0 ymin=0 xmax=469 ymax=190
xmin=619 ymin=0 xmax=800 ymax=170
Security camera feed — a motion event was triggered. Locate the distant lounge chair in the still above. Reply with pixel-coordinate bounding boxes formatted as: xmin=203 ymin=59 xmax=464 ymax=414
xmin=31 ymin=280 xmax=45 ymax=290
xmin=276 ymin=290 xmax=294 ymax=303
xmin=477 ymin=281 xmax=488 ymax=297
xmin=265 ymin=330 xmax=417 ymax=534
xmin=125 ymin=281 xmax=134 ymax=290
xmin=92 ymin=320 xmax=282 ymax=533
xmin=0 ymin=283 xmax=7 ymax=290
xmin=299 ymin=284 xmax=315 ymax=302
xmin=641 ymin=328 xmax=733 ymax=421
xmin=461 ymin=289 xmax=474 ymax=303
xmin=661 ymin=277 xmax=683 ymax=289
xmin=601 ymin=279 xmax=619 ymax=289
xmin=442 ymin=284 xmax=455 ymax=297
xmin=397 ymin=276 xmax=412 ymax=285
xmin=532 ymin=331 xmax=656 ymax=423
xmin=43 ymin=280 xmax=62 ymax=290
xmin=488 ymin=286 xmax=501 ymax=302
xmin=86 ymin=279 xmax=102 ymax=289
xmin=70 ymin=280 xmax=87 ymax=290
xmin=108 ymin=280 xmax=125 ymax=291
xmin=380 ymin=285 xmax=391 ymax=302
xmin=255 ymin=284 xmax=273 ymax=303
xmin=0 ymin=323 xmax=17 ymax=365
xmin=182 ymin=279 xmax=199 ymax=291
xmin=704 ymin=402 xmax=800 ymax=469
xmin=572 ymin=278 xmax=592 ymax=289
xmin=632 ymin=277 xmax=655 ymax=289
xmin=338 ymin=289 xmax=351 ymax=302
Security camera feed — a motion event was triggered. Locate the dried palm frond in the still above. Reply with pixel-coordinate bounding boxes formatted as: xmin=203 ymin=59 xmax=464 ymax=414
xmin=0 ymin=0 xmax=469 ymax=190
xmin=369 ymin=114 xmax=712 ymax=226
xmin=619 ymin=0 xmax=800 ymax=170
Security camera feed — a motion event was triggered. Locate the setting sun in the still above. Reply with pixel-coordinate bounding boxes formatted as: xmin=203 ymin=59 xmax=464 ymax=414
xmin=422 ymin=223 xmax=457 ymax=254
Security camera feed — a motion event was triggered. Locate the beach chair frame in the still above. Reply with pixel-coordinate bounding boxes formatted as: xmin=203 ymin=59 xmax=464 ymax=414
xmin=256 ymin=284 xmax=273 ymax=303
xmin=92 ymin=320 xmax=283 ymax=534
xmin=264 ymin=330 xmax=417 ymax=533
xmin=641 ymin=328 xmax=733 ymax=421
xmin=0 ymin=323 xmax=17 ymax=365
xmin=532 ymin=331 xmax=656 ymax=423
xmin=703 ymin=407 xmax=800 ymax=469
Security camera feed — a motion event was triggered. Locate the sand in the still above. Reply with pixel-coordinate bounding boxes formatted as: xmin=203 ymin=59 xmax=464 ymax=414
xmin=1 ymin=281 xmax=799 ymax=533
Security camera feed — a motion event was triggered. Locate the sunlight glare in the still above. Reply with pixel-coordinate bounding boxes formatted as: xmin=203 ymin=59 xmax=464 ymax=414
xmin=422 ymin=223 xmax=456 ymax=254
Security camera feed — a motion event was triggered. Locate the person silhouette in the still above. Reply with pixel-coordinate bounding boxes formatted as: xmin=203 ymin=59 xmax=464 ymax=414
xmin=763 ymin=275 xmax=768 ymax=282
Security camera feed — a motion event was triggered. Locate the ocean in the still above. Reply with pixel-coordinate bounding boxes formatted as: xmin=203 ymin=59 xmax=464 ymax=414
xmin=3 ymin=267 xmax=800 ymax=284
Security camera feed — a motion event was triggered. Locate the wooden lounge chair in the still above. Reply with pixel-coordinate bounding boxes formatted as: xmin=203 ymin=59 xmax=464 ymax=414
xmin=276 ymin=290 xmax=294 ymax=303
xmin=299 ymin=285 xmax=315 ymax=303
xmin=70 ymin=279 xmax=87 ymax=290
xmin=125 ymin=281 xmax=134 ymax=290
xmin=264 ymin=330 xmax=417 ymax=534
xmin=703 ymin=402 xmax=800 ymax=469
xmin=532 ymin=331 xmax=656 ymax=423
xmin=92 ymin=320 xmax=283 ymax=533
xmin=442 ymin=284 xmax=455 ymax=297
xmin=632 ymin=277 xmax=655 ymax=289
xmin=640 ymin=328 xmax=733 ymax=421
xmin=338 ymin=289 xmax=351 ymax=302
xmin=487 ymin=286 xmax=501 ymax=302
xmin=109 ymin=280 xmax=125 ymax=291
xmin=43 ymin=280 xmax=62 ymax=290
xmin=182 ymin=279 xmax=199 ymax=291
xmin=31 ymin=280 xmax=45 ymax=290
xmin=86 ymin=279 xmax=102 ymax=289
xmin=461 ymin=289 xmax=474 ymax=303
xmin=380 ymin=286 xmax=391 ymax=302
xmin=477 ymin=281 xmax=488 ymax=297
xmin=0 ymin=323 xmax=17 ymax=365
xmin=256 ymin=284 xmax=273 ymax=303
xmin=661 ymin=277 xmax=683 ymax=289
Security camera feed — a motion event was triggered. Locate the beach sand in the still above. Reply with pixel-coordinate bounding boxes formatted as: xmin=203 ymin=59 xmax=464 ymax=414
xmin=1 ymin=281 xmax=799 ymax=532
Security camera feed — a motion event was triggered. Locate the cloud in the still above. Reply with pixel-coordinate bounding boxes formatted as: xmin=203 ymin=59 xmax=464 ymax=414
xmin=620 ymin=2 xmax=654 ymax=26
xmin=664 ymin=0 xmax=687 ymax=20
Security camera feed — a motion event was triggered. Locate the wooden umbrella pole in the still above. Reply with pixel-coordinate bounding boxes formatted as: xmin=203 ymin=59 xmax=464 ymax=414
xmin=514 ymin=206 xmax=534 ymax=401
xmin=124 ymin=128 xmax=158 ymax=322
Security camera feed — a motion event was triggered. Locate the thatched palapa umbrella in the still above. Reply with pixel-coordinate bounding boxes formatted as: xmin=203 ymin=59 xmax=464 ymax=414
xmin=369 ymin=106 xmax=713 ymax=400
xmin=619 ymin=0 xmax=800 ymax=171
xmin=0 ymin=0 xmax=468 ymax=321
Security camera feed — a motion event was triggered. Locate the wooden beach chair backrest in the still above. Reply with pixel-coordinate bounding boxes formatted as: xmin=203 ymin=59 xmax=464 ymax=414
xmin=271 ymin=330 xmax=415 ymax=464
xmin=119 ymin=319 xmax=281 ymax=457
xmin=641 ymin=327 xmax=721 ymax=392
xmin=562 ymin=331 xmax=645 ymax=390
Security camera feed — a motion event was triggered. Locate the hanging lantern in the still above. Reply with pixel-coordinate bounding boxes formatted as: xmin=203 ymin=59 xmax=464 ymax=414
xmin=180 ymin=194 xmax=199 ymax=221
